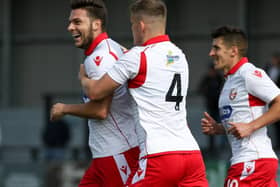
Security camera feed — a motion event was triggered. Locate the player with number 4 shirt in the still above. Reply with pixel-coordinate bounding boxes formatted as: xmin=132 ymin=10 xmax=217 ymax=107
xmin=79 ymin=0 xmax=208 ymax=186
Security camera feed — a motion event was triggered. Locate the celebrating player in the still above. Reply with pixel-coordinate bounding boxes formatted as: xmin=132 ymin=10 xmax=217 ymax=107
xmin=201 ymin=25 xmax=280 ymax=186
xmin=79 ymin=0 xmax=208 ymax=186
xmin=50 ymin=0 xmax=142 ymax=186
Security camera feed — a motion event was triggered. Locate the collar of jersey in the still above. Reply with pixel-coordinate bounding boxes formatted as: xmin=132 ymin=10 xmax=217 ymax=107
xmin=85 ymin=32 xmax=108 ymax=56
xmin=226 ymin=57 xmax=248 ymax=76
xmin=142 ymin=35 xmax=170 ymax=46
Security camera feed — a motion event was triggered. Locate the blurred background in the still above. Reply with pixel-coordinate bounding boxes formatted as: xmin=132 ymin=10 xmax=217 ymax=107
xmin=1 ymin=0 xmax=280 ymax=186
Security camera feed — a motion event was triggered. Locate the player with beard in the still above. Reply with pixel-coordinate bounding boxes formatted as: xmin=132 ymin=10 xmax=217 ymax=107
xmin=50 ymin=0 xmax=143 ymax=186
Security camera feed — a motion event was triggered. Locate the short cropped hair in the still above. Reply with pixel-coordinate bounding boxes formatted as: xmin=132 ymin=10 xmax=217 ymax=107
xmin=211 ymin=26 xmax=248 ymax=57
xmin=130 ymin=0 xmax=167 ymax=21
xmin=70 ymin=0 xmax=107 ymax=31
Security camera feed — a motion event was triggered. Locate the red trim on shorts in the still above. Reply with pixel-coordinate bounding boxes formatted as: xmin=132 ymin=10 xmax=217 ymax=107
xmin=128 ymin=51 xmax=147 ymax=88
xmin=142 ymin=150 xmax=201 ymax=159
xmin=248 ymin=94 xmax=265 ymax=106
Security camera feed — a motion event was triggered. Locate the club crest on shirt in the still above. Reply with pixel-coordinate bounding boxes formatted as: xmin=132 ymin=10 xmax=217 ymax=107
xmin=93 ymin=55 xmax=103 ymax=66
xmin=252 ymin=70 xmax=262 ymax=78
xmin=166 ymin=50 xmax=179 ymax=66
xmin=229 ymin=88 xmax=237 ymax=100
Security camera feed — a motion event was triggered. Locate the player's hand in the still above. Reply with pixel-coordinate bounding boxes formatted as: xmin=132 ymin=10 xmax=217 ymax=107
xmin=227 ymin=122 xmax=254 ymax=139
xmin=50 ymin=103 xmax=66 ymax=121
xmin=201 ymin=112 xmax=218 ymax=135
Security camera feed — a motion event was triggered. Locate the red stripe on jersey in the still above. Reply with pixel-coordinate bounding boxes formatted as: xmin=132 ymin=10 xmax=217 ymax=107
xmin=128 ymin=51 xmax=147 ymax=88
xmin=109 ymin=51 xmax=118 ymax=61
xmin=248 ymin=94 xmax=265 ymax=106
xmin=106 ymin=40 xmax=119 ymax=61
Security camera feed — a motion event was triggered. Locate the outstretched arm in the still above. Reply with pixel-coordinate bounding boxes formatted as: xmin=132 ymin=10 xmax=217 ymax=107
xmin=228 ymin=94 xmax=280 ymax=139
xmin=50 ymin=94 xmax=113 ymax=121
xmin=201 ymin=112 xmax=226 ymax=135
xmin=79 ymin=64 xmax=121 ymax=100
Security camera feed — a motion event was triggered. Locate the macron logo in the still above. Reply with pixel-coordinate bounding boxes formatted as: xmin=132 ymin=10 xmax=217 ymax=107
xmin=93 ymin=56 xmax=103 ymax=66
xmin=120 ymin=165 xmax=128 ymax=175
xmin=253 ymin=70 xmax=262 ymax=78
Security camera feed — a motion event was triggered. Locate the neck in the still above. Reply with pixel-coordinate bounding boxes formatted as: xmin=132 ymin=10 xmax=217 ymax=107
xmin=224 ymin=56 xmax=243 ymax=75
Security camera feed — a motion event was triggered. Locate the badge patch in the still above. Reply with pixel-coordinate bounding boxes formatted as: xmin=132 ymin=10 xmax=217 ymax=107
xmin=229 ymin=88 xmax=237 ymax=100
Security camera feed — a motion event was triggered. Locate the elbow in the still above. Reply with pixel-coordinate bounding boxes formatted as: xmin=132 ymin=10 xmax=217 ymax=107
xmin=94 ymin=108 xmax=109 ymax=120
xmin=87 ymin=89 xmax=103 ymax=101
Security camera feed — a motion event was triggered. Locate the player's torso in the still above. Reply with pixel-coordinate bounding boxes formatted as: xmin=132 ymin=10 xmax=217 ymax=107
xmin=128 ymin=41 xmax=200 ymax=157
xmin=219 ymin=63 xmax=276 ymax=164
xmin=84 ymin=38 xmax=139 ymax=158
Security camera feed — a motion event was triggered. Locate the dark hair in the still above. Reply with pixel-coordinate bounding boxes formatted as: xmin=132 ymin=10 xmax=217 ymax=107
xmin=70 ymin=0 xmax=107 ymax=31
xmin=211 ymin=26 xmax=248 ymax=57
xmin=130 ymin=0 xmax=167 ymax=20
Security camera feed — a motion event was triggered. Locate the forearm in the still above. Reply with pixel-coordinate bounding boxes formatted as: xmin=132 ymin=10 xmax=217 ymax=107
xmin=64 ymin=96 xmax=112 ymax=120
xmin=249 ymin=95 xmax=280 ymax=131
xmin=81 ymin=74 xmax=120 ymax=101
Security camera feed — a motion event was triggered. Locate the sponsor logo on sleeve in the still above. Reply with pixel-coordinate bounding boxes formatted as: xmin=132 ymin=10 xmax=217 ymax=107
xmin=166 ymin=50 xmax=179 ymax=66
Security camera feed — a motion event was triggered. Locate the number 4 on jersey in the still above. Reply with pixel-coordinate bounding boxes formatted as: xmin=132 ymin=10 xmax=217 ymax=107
xmin=165 ymin=73 xmax=183 ymax=111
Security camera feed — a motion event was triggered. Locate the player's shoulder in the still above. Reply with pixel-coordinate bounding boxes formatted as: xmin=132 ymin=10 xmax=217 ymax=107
xmin=240 ymin=62 xmax=266 ymax=80
xmin=120 ymin=46 xmax=144 ymax=60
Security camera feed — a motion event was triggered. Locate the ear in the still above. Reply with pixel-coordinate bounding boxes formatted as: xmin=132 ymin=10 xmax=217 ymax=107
xmin=230 ymin=46 xmax=239 ymax=57
xmin=92 ymin=19 xmax=102 ymax=31
xmin=139 ymin=20 xmax=145 ymax=32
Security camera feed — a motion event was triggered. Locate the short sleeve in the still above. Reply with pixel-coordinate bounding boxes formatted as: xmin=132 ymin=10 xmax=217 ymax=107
xmin=108 ymin=48 xmax=140 ymax=85
xmin=84 ymin=52 xmax=116 ymax=80
xmin=245 ymin=68 xmax=280 ymax=103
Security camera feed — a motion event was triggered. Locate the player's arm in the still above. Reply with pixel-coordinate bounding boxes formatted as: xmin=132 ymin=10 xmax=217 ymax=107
xmin=50 ymin=95 xmax=113 ymax=121
xmin=201 ymin=112 xmax=226 ymax=135
xmin=228 ymin=94 xmax=280 ymax=138
xmin=79 ymin=64 xmax=121 ymax=100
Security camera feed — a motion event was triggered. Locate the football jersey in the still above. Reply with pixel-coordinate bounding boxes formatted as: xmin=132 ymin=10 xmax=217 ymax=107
xmin=219 ymin=57 xmax=280 ymax=165
xmin=83 ymin=32 xmax=139 ymax=158
xmin=108 ymin=35 xmax=200 ymax=158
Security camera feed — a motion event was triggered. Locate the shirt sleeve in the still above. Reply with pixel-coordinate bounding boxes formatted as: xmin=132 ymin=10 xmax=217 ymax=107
xmin=107 ymin=48 xmax=140 ymax=85
xmin=245 ymin=67 xmax=280 ymax=103
xmin=84 ymin=51 xmax=116 ymax=80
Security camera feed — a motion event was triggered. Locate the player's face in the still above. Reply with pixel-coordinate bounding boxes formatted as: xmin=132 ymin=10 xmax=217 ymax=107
xmin=130 ymin=15 xmax=143 ymax=45
xmin=67 ymin=9 xmax=93 ymax=49
xmin=209 ymin=37 xmax=234 ymax=74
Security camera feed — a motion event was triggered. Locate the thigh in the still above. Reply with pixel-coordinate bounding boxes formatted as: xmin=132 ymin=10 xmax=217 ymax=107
xmin=79 ymin=154 xmax=131 ymax=187
xmin=128 ymin=152 xmax=208 ymax=187
xmin=224 ymin=158 xmax=278 ymax=187
xmin=179 ymin=152 xmax=208 ymax=187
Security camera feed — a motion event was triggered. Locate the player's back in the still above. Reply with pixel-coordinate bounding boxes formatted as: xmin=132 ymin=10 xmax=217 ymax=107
xmin=126 ymin=36 xmax=200 ymax=157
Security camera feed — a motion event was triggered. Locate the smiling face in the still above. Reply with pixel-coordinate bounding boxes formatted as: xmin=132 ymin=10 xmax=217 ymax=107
xmin=67 ymin=8 xmax=94 ymax=49
xmin=209 ymin=37 xmax=235 ymax=74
